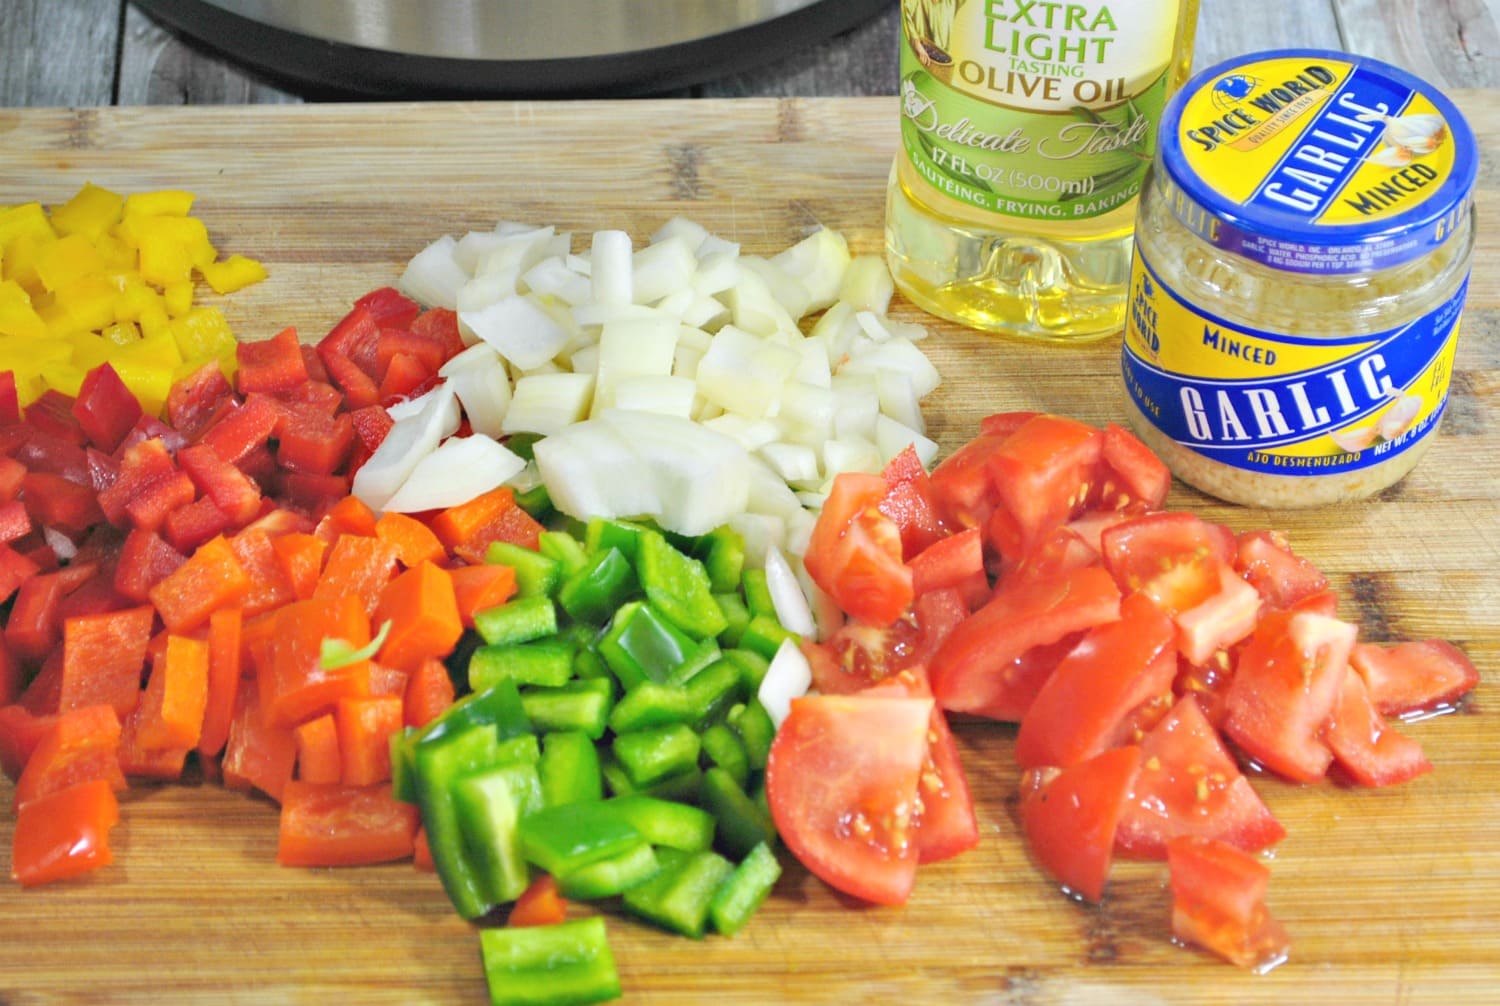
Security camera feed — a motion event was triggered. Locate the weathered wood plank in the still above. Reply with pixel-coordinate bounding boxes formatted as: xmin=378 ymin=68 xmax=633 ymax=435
xmin=1334 ymin=0 xmax=1500 ymax=87
xmin=1191 ymin=0 xmax=1345 ymax=71
xmin=0 ymin=0 xmax=121 ymax=107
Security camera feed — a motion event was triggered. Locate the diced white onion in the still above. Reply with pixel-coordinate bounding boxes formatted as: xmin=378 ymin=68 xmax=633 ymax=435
xmin=382 ymin=436 xmax=526 ymax=513
xmin=764 ymin=546 xmax=817 ymax=639
xmin=758 ymin=637 xmax=813 ymax=728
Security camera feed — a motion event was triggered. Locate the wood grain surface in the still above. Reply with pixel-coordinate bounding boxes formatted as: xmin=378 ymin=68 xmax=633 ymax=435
xmin=0 ymin=97 xmax=1496 ymax=1005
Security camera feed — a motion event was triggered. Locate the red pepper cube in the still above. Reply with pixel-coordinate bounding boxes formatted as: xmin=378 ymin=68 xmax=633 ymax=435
xmin=410 ymin=307 xmax=464 ymax=361
xmin=0 ymin=371 xmax=19 ymax=426
xmin=57 ymin=606 xmax=155 ymax=719
xmin=276 ymin=379 xmax=344 ymax=417
xmin=70 ymin=363 xmax=144 ymax=454
xmin=113 ymin=527 xmax=187 ymax=604
xmin=14 ymin=703 xmax=127 ymax=806
xmin=356 ymin=286 xmax=422 ymax=330
xmin=278 ymin=471 xmax=351 ymax=514
xmin=177 ymin=442 xmax=264 ymax=527
xmin=227 ymin=528 xmax=298 ymax=618
xmin=377 ymin=326 xmax=448 ymax=376
xmin=11 ymin=777 xmax=120 ymax=886
xmin=162 ymin=494 xmax=233 ymax=554
xmin=166 ymin=361 xmax=238 ymax=441
xmin=377 ymin=351 xmax=435 ymax=403
xmin=271 ymin=399 xmax=354 ymax=476
xmin=235 ymin=326 xmax=309 ymax=394
xmin=318 ymin=303 xmax=382 ymax=379
xmin=0 ymin=498 xmax=32 ymax=545
xmin=335 ymin=694 xmax=403 ymax=786
xmin=20 ymin=471 xmax=105 ymax=538
xmin=0 ymin=703 xmax=57 ymax=780
xmin=0 ymin=543 xmax=41 ymax=606
xmin=260 ymin=595 xmax=373 ymax=728
xmin=222 ymin=685 xmax=298 ymax=802
xmin=313 ymin=533 xmax=401 ymax=618
xmin=348 ymin=405 xmax=394 ymax=455
xmin=96 ymin=437 xmax=178 ymax=527
xmin=0 ymin=455 xmax=26 ymax=504
xmin=149 ymin=534 xmax=252 ymax=634
xmin=24 ymin=390 xmax=87 ymax=445
xmin=198 ymin=393 xmax=279 ymax=467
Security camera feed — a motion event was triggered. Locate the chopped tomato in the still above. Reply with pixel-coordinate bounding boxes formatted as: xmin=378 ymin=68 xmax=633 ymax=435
xmin=765 ymin=692 xmax=933 ymax=905
xmin=1014 ymin=596 xmax=1177 ymax=770
xmin=1323 ymin=670 xmax=1433 ymax=787
xmin=1100 ymin=511 xmax=1236 ymax=596
xmin=1167 ymin=836 xmax=1289 ymax=971
xmin=1018 ymin=745 xmax=1141 ymax=903
xmin=1097 ymin=422 xmax=1171 ymax=510
xmin=1233 ymin=530 xmax=1329 ymax=610
xmin=803 ymin=471 xmax=913 ymax=627
xmin=1348 ymin=639 xmax=1480 ymax=719
xmin=1115 ymin=695 xmax=1285 ymax=858
xmin=1222 ymin=612 xmax=1357 ymax=783
xmin=929 ymin=564 xmax=1120 ymax=721
xmin=982 ymin=414 xmax=1102 ymax=561
xmin=877 ymin=444 xmax=950 ymax=560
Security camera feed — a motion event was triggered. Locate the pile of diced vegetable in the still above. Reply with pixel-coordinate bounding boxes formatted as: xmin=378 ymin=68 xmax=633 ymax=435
xmin=0 ymin=183 xmax=1485 ymax=1004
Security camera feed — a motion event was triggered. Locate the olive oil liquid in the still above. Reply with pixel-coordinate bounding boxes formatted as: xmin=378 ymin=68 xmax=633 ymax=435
xmin=886 ymin=0 xmax=1200 ymax=344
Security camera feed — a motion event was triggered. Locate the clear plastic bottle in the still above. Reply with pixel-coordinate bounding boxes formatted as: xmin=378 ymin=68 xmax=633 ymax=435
xmin=885 ymin=0 xmax=1200 ymax=342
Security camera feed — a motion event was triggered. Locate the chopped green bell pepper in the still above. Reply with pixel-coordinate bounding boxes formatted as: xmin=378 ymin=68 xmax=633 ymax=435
xmin=478 ymin=916 xmax=620 ymax=1006
xmin=539 ymin=731 xmax=604 ymax=808
xmin=474 ymin=594 xmax=559 ymax=647
xmin=708 ymin=841 xmax=781 ymax=937
xmin=636 ymin=529 xmax=727 ymax=639
xmin=612 ymin=723 xmax=701 ymax=789
xmin=622 ymin=848 xmax=736 ymax=940
xmin=470 ymin=639 xmax=575 ymax=691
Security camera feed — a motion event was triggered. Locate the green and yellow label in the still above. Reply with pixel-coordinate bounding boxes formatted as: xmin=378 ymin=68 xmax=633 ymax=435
xmin=898 ymin=0 xmax=1182 ymax=219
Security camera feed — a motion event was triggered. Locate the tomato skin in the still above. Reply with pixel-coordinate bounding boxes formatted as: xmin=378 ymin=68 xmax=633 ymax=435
xmin=983 ymin=414 xmax=1102 ymax=561
xmin=765 ymin=693 xmax=933 ymax=906
xmin=928 ymin=432 xmax=1011 ymax=528
xmin=1348 ymin=639 xmax=1480 ymax=718
xmin=1019 ymin=745 xmax=1141 ymax=903
xmin=1115 ymin=695 xmax=1285 ymax=859
xmin=804 ymin=472 xmax=913 ymax=627
xmin=1014 ymin=598 xmax=1177 ymax=770
xmin=1098 ymin=422 xmax=1171 ymax=510
xmin=878 ymin=445 xmax=951 ymax=560
xmin=1100 ymin=511 xmax=1236 ymax=595
xmin=1234 ymin=530 xmax=1329 ymax=610
xmin=1167 ymin=836 xmax=1289 ymax=971
xmin=929 ymin=565 xmax=1121 ymax=722
xmin=1222 ymin=611 xmax=1356 ymax=783
xmin=1323 ymin=669 xmax=1433 ymax=788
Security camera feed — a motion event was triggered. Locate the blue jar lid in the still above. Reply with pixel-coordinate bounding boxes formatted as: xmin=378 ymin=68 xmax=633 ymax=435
xmin=1156 ymin=48 xmax=1477 ymax=274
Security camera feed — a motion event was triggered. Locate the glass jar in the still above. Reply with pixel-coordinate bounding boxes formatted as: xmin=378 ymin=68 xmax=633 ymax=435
xmin=1121 ymin=49 xmax=1477 ymax=508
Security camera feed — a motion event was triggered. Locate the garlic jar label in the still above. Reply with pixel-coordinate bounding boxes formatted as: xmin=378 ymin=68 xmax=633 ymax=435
xmin=897 ymin=0 xmax=1185 ymax=220
xmin=1122 ymin=245 xmax=1464 ymax=477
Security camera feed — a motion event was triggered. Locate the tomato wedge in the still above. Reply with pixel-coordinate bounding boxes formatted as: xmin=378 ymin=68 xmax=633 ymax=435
xmin=1168 ymin=836 xmax=1290 ymax=972
xmin=1348 ymin=639 xmax=1480 ymax=718
xmin=1019 ymin=745 xmax=1141 ymax=903
xmin=1223 ymin=611 xmax=1357 ymax=783
xmin=1115 ymin=695 xmax=1285 ymax=858
xmin=1323 ymin=670 xmax=1433 ymax=787
xmin=803 ymin=472 xmax=913 ymax=627
xmin=929 ymin=565 xmax=1121 ymax=721
xmin=765 ymin=692 xmax=932 ymax=906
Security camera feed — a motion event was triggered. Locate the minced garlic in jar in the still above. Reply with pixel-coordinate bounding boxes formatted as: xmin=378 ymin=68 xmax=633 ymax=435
xmin=1121 ymin=49 xmax=1477 ymax=508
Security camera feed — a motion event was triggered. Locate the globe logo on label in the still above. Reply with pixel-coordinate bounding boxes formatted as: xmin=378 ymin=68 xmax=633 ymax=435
xmin=1212 ymin=73 xmax=1259 ymax=110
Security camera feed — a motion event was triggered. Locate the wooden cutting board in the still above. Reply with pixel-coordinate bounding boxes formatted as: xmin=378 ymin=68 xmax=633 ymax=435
xmin=0 ymin=98 xmax=1497 ymax=1004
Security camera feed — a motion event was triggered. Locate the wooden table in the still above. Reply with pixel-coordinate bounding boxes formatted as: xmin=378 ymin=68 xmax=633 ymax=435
xmin=0 ymin=93 xmax=1496 ymax=1004
xmin=4 ymin=0 xmax=1500 ymax=105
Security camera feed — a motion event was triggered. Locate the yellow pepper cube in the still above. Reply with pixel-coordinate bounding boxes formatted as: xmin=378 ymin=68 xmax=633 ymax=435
xmin=133 ymin=326 xmax=184 ymax=370
xmin=50 ymin=182 xmax=125 ymax=241
xmin=0 ymin=280 xmax=47 ymax=340
xmin=164 ymin=280 xmax=195 ymax=317
xmin=3 ymin=232 xmax=52 ymax=296
xmin=138 ymin=302 xmax=171 ymax=341
xmin=170 ymin=305 xmax=236 ymax=363
xmin=55 ymin=272 xmax=121 ymax=333
xmin=0 ymin=202 xmax=56 ymax=257
xmin=122 ymin=189 xmax=195 ymax=219
xmin=136 ymin=215 xmax=212 ymax=288
xmin=113 ymin=275 xmax=160 ymax=323
xmin=67 ymin=331 xmax=116 ymax=374
xmin=34 ymin=233 xmax=106 ymax=293
xmin=199 ymin=253 xmax=268 ymax=295
xmin=93 ymin=232 xmax=138 ymax=271
xmin=101 ymin=320 xmax=141 ymax=346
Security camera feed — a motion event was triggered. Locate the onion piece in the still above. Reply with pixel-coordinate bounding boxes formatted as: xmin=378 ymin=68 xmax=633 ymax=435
xmin=764 ymin=546 xmax=816 ymax=639
xmin=758 ymin=637 xmax=813 ymax=728
xmin=382 ymin=435 xmax=526 ymax=513
xmin=351 ymin=383 xmax=460 ymax=511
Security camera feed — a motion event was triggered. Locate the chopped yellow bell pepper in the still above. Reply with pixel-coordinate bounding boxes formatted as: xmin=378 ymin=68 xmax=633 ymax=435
xmin=0 ymin=182 xmax=267 ymax=416
xmin=49 ymin=182 xmax=125 ymax=241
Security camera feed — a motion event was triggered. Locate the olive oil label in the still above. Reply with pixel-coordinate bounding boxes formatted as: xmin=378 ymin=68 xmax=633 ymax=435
xmin=898 ymin=0 xmax=1181 ymax=220
xmin=1163 ymin=53 xmax=1473 ymax=272
xmin=1122 ymin=244 xmax=1464 ymax=477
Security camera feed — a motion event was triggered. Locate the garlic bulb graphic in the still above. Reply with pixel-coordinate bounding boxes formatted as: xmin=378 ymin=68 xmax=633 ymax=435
xmin=1359 ymin=112 xmax=1449 ymax=166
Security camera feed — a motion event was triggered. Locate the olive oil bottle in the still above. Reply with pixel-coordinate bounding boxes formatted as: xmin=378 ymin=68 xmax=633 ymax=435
xmin=885 ymin=0 xmax=1200 ymax=342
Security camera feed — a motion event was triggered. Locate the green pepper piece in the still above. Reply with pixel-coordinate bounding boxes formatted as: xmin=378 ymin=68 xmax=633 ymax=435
xmin=597 ymin=601 xmax=696 ymax=689
xmin=421 ymin=679 xmax=533 ymax=746
xmin=622 ymin=848 xmax=736 ymax=940
xmin=605 ymin=795 xmax=716 ymax=853
xmin=454 ymin=761 xmax=543 ymax=905
xmin=494 ymin=733 xmax=542 ymax=766
xmin=473 ymin=594 xmax=558 ymax=647
xmin=478 ymin=915 xmax=620 ymax=1006
xmin=607 ymin=680 xmax=696 ymax=735
xmin=669 ymin=638 xmax=723 ymax=686
xmin=695 ymin=525 xmax=746 ymax=594
xmin=471 ymin=639 xmax=576 ymax=691
xmin=511 ymin=481 xmax=553 ymax=521
xmin=539 ymin=731 xmax=604 ymax=808
xmin=720 ymin=648 xmax=771 ymax=693
xmin=556 ymin=840 xmax=660 ymax=900
xmin=727 ymin=700 xmax=776 ymax=771
xmin=739 ymin=567 xmax=775 ymax=619
xmin=600 ymin=755 xmax=702 ymax=803
xmin=709 ymin=841 xmax=782 ymax=937
xmin=520 ymin=678 xmax=614 ymax=739
xmin=486 ymin=541 xmax=562 ymax=599
xmin=518 ymin=801 xmax=644 ymax=878
xmin=738 ymin=614 xmax=797 ymax=661
xmin=700 ymin=766 xmax=777 ymax=859
xmin=636 ymin=529 xmax=727 ymax=639
xmin=389 ymin=726 xmax=418 ymax=803
xmin=583 ymin=517 xmax=649 ymax=560
xmin=698 ymin=722 xmax=749 ymax=790
xmin=683 ymin=660 xmax=743 ymax=726
xmin=712 ymin=591 xmax=751 ymax=647
xmin=612 ymin=723 xmax=701 ymax=788
xmin=557 ymin=546 xmax=636 ymax=625
xmin=414 ymin=724 xmax=506 ymax=919
xmin=538 ymin=529 xmax=590 ymax=576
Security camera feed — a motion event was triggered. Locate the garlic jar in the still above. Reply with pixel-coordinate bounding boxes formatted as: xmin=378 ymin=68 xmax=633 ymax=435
xmin=1121 ymin=50 xmax=1477 ymax=508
